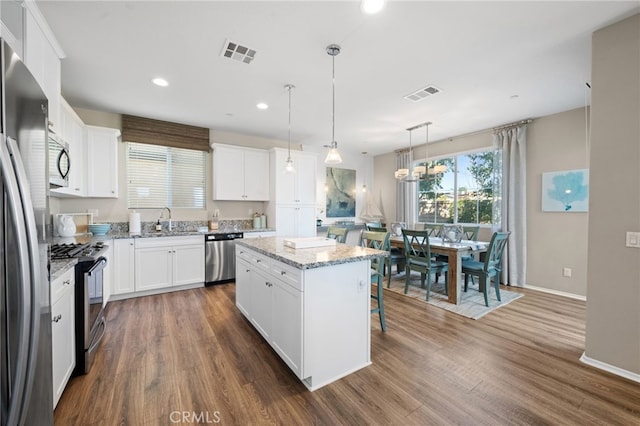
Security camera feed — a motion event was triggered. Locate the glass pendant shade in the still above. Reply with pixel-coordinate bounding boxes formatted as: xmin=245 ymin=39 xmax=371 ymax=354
xmin=324 ymin=141 xmax=342 ymax=164
xmin=285 ymin=156 xmax=295 ymax=173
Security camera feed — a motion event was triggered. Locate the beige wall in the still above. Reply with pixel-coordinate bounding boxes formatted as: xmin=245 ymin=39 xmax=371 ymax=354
xmin=373 ymin=108 xmax=591 ymax=297
xmin=527 ymin=108 xmax=589 ymax=296
xmin=585 ymin=14 xmax=640 ymax=377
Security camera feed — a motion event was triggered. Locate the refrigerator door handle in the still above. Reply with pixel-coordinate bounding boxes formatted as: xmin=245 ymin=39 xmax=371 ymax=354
xmin=2 ymin=136 xmax=41 ymax=426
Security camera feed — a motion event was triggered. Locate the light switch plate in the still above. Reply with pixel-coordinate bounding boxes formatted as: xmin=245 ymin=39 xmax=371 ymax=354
xmin=625 ymin=231 xmax=640 ymax=248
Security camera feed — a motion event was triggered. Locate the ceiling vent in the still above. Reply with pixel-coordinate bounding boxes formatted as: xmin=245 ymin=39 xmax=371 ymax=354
xmin=404 ymin=85 xmax=442 ymax=102
xmin=221 ymin=39 xmax=256 ymax=64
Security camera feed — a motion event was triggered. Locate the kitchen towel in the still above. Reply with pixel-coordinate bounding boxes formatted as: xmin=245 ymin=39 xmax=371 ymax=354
xmin=129 ymin=211 xmax=141 ymax=234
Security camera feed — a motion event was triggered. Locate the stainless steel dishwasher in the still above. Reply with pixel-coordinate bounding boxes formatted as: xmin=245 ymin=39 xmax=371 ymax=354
xmin=205 ymin=232 xmax=243 ymax=285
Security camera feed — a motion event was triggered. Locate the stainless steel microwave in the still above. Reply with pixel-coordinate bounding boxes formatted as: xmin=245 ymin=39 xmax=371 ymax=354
xmin=48 ymin=133 xmax=70 ymax=188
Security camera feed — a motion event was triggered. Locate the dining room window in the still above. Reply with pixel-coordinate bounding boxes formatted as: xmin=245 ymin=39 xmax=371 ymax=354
xmin=126 ymin=142 xmax=206 ymax=209
xmin=417 ymin=149 xmax=499 ymax=225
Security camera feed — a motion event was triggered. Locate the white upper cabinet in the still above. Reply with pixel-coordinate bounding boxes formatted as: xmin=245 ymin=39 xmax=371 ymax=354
xmin=86 ymin=125 xmax=120 ymax=198
xmin=212 ymin=143 xmax=269 ymax=201
xmin=270 ymin=148 xmax=317 ymax=205
xmin=51 ymin=98 xmax=85 ymax=197
xmin=23 ymin=5 xmax=61 ymax=132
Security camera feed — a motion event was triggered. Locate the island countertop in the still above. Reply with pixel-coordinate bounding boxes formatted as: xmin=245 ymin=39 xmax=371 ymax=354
xmin=236 ymin=236 xmax=387 ymax=270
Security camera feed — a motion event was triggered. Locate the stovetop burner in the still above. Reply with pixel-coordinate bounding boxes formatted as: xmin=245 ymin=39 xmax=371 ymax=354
xmin=50 ymin=241 xmax=105 ymax=260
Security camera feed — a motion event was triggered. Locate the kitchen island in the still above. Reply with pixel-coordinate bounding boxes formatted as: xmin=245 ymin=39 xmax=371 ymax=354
xmin=235 ymin=237 xmax=387 ymax=391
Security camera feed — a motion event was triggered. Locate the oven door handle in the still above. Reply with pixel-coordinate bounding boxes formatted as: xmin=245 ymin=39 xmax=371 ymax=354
xmin=88 ymin=256 xmax=107 ymax=275
xmin=88 ymin=316 xmax=106 ymax=353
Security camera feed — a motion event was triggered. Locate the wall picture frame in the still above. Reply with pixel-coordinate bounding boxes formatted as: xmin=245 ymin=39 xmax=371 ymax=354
xmin=541 ymin=168 xmax=589 ymax=212
xmin=326 ymin=167 xmax=356 ymax=218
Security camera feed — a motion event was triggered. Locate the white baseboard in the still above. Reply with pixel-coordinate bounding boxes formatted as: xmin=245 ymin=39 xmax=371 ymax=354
xmin=580 ymin=353 xmax=640 ymax=383
xmin=523 ymin=284 xmax=586 ymax=301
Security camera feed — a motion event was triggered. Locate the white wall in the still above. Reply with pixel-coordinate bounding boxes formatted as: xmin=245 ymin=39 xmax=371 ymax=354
xmin=55 ymin=108 xmax=374 ymax=225
xmin=304 ymin=145 xmax=374 ymax=225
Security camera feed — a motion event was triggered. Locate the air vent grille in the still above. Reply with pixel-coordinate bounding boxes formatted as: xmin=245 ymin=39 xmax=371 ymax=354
xmin=221 ymin=40 xmax=256 ymax=64
xmin=404 ymin=85 xmax=442 ymax=102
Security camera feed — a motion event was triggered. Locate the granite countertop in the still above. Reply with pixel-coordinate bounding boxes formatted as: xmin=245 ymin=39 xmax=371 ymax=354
xmin=50 ymin=258 xmax=77 ymax=282
xmin=236 ymin=237 xmax=387 ymax=270
xmin=51 ymin=228 xmax=277 ymax=244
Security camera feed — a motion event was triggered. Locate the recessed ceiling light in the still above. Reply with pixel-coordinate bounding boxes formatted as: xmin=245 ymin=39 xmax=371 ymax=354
xmin=256 ymin=102 xmax=269 ymax=110
xmin=361 ymin=0 xmax=385 ymax=14
xmin=152 ymin=77 xmax=169 ymax=87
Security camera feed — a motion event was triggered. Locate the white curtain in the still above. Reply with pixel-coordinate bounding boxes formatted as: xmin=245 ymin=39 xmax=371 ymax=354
xmin=493 ymin=125 xmax=527 ymax=286
xmin=395 ymin=151 xmax=417 ymax=227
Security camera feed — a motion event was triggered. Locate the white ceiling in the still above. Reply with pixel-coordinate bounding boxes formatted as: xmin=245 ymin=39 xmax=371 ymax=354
xmin=37 ymin=1 xmax=639 ymax=156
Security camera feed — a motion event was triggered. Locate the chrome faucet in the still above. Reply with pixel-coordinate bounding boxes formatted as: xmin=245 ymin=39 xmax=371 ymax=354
xmin=161 ymin=207 xmax=172 ymax=231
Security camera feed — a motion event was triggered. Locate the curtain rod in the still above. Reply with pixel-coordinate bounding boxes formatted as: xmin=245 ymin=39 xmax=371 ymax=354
xmin=492 ymin=118 xmax=533 ymax=132
xmin=394 ymin=118 xmax=535 ymax=153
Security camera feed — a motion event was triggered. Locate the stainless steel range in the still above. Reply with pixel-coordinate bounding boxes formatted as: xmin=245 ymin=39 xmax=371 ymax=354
xmin=50 ymin=241 xmax=108 ymax=375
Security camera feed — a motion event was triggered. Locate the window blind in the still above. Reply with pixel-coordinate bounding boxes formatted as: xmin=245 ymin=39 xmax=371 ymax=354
xmin=122 ymin=114 xmax=210 ymax=151
xmin=127 ymin=142 xmax=206 ymax=209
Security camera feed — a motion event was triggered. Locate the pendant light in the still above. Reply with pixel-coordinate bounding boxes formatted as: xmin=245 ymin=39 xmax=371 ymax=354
xmin=420 ymin=122 xmax=447 ymax=175
xmin=324 ymin=44 xmax=343 ymax=164
xmin=284 ymin=84 xmax=295 ymax=173
xmin=394 ymin=127 xmax=418 ymax=181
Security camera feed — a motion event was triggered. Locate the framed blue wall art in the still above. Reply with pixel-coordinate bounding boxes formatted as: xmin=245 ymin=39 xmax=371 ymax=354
xmin=326 ymin=167 xmax=356 ymax=217
xmin=541 ymin=168 xmax=589 ymax=212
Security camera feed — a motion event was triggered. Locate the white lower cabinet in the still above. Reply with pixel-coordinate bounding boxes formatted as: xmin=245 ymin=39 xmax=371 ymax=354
xmin=235 ymin=258 xmax=251 ymax=316
xmin=111 ymin=236 xmax=205 ymax=299
xmin=271 ymin=274 xmax=303 ymax=375
xmin=237 ymin=248 xmax=302 ymax=377
xmin=134 ymin=236 xmax=204 ymax=292
xmin=112 ymin=238 xmax=135 ymax=295
xmin=236 ymin=245 xmax=369 ymax=390
xmin=51 ymin=267 xmax=75 ymax=408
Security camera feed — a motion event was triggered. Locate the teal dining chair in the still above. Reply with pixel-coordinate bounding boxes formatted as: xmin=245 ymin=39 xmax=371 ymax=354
xmin=402 ymin=229 xmax=448 ymax=301
xmin=423 ymin=223 xmax=442 ymax=238
xmin=436 ymin=224 xmax=481 ymax=282
xmin=363 ymin=226 xmax=406 ymax=288
xmin=462 ymin=231 xmax=510 ymax=307
xmin=326 ymin=226 xmax=348 ymax=243
xmin=360 ymin=230 xmax=389 ymax=331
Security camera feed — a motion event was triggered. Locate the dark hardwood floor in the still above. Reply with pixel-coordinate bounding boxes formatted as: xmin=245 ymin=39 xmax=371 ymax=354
xmin=54 ymin=283 xmax=640 ymax=425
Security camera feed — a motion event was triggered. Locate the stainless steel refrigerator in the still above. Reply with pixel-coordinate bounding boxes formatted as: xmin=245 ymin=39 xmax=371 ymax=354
xmin=0 ymin=40 xmax=53 ymax=425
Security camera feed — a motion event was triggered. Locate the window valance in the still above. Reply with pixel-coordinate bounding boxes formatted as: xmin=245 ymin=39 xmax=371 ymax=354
xmin=122 ymin=114 xmax=210 ymax=152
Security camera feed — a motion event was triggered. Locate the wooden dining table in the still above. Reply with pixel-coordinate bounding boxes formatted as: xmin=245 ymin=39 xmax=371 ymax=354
xmin=389 ymin=235 xmax=488 ymax=305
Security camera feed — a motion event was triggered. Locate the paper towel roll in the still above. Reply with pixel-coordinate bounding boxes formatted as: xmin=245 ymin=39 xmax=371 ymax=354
xmin=129 ymin=211 xmax=141 ymax=234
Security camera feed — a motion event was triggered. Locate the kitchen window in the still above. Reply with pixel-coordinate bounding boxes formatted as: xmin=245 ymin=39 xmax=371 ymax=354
xmin=416 ymin=149 xmax=500 ymax=225
xmin=126 ymin=142 xmax=206 ymax=209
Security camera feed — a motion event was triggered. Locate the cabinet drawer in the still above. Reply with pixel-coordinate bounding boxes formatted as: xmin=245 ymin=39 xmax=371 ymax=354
xmin=51 ymin=267 xmax=74 ymax=304
xmin=250 ymin=252 xmax=272 ymax=274
xmin=236 ymin=246 xmax=252 ymax=262
xmin=135 ymin=235 xmax=202 ymax=249
xmin=271 ymin=261 xmax=303 ymax=291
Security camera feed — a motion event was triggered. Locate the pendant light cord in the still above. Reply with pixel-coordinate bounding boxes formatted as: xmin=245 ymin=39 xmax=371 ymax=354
xmin=332 ymin=53 xmax=336 ymax=146
xmin=288 ymin=85 xmax=292 ymax=156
